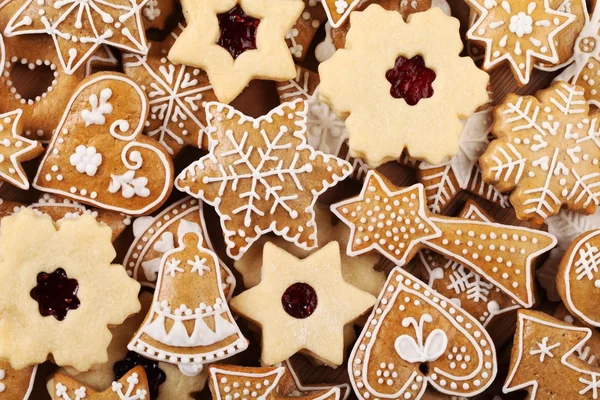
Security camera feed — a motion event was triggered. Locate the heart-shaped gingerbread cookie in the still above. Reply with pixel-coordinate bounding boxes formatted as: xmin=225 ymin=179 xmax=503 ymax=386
xmin=33 ymin=72 xmax=174 ymax=215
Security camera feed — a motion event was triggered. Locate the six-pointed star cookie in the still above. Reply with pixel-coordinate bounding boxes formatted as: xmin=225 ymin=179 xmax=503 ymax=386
xmin=175 ymin=100 xmax=353 ymax=261
xmin=168 ymin=0 xmax=304 ymax=103
xmin=230 ymin=241 xmax=375 ymax=366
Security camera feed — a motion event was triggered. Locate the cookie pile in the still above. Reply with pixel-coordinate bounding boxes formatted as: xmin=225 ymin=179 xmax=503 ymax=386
xmin=1 ymin=0 xmax=600 ymax=399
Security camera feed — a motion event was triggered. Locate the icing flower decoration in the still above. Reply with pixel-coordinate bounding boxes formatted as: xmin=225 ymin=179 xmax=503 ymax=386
xmin=69 ymin=145 xmax=103 ymax=177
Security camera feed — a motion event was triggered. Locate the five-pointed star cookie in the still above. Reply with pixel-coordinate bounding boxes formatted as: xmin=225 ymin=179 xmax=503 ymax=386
xmin=466 ymin=0 xmax=574 ymax=85
xmin=0 ymin=109 xmax=43 ymax=190
xmin=53 ymin=366 xmax=149 ymax=400
xmin=230 ymin=241 xmax=376 ymax=366
xmin=175 ymin=100 xmax=353 ymax=261
xmin=168 ymin=0 xmax=304 ymax=103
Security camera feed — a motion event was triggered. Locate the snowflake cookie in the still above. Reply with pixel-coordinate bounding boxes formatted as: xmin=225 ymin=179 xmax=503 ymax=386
xmin=0 ymin=362 xmax=36 ymax=400
xmin=331 ymin=170 xmax=557 ymax=307
xmin=4 ymin=0 xmax=148 ymax=75
xmin=349 ymin=267 xmax=497 ymax=400
xmin=175 ymin=100 xmax=353 ymax=261
xmin=319 ymin=5 xmax=489 ymax=167
xmin=53 ymin=366 xmax=149 ymax=400
xmin=0 ymin=208 xmax=141 ymax=371
xmin=480 ymin=81 xmax=600 ymax=225
xmin=168 ymin=0 xmax=303 ymax=104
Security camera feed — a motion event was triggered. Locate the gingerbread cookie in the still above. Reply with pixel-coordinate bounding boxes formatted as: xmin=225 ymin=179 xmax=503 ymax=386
xmin=480 ymin=81 xmax=600 ymax=225
xmin=318 ymin=5 xmax=489 ymax=166
xmin=33 ymin=72 xmax=174 ymax=216
xmin=129 ymin=231 xmax=248 ymax=376
xmin=53 ymin=366 xmax=149 ymax=400
xmin=230 ymin=242 xmax=375 ymax=366
xmin=554 ymin=304 xmax=600 ymax=368
xmin=4 ymin=0 xmax=148 ymax=75
xmin=415 ymin=200 xmax=520 ymax=327
xmin=142 ymin=0 xmax=177 ymax=31
xmin=287 ymin=0 xmax=327 ymax=61
xmin=349 ymin=267 xmax=497 ymax=399
xmin=168 ymin=0 xmax=304 ymax=103
xmin=175 ymin=100 xmax=353 ymax=261
xmin=0 ymin=362 xmax=36 ymax=400
xmin=0 ymin=208 xmax=141 ymax=371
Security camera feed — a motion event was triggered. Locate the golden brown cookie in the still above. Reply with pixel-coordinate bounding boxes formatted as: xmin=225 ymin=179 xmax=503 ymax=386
xmin=53 ymin=366 xmax=149 ymax=400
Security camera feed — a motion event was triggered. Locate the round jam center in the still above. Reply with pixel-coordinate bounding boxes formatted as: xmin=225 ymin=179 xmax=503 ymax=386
xmin=217 ymin=4 xmax=260 ymax=59
xmin=114 ymin=351 xmax=166 ymax=399
xmin=385 ymin=55 xmax=436 ymax=106
xmin=281 ymin=282 xmax=318 ymax=319
xmin=30 ymin=268 xmax=80 ymax=321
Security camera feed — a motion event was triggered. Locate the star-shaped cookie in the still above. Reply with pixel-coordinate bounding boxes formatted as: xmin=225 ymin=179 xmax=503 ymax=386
xmin=168 ymin=0 xmax=303 ymax=103
xmin=175 ymin=100 xmax=353 ymax=261
xmin=230 ymin=241 xmax=376 ymax=366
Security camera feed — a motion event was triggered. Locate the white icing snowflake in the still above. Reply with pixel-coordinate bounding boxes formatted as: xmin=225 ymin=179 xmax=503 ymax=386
xmin=108 ymin=170 xmax=150 ymax=199
xmin=69 ymin=145 xmax=102 ymax=177
xmin=81 ymin=88 xmax=113 ymax=126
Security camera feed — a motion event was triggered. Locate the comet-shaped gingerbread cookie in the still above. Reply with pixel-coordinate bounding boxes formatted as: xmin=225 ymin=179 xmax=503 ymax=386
xmin=331 ymin=170 xmax=557 ymax=308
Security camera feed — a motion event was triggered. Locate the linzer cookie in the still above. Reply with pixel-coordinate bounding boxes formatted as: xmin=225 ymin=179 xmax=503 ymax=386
xmin=4 ymin=0 xmax=148 ymax=75
xmin=286 ymin=0 xmax=327 ymax=61
xmin=33 ymin=72 xmax=174 ymax=216
xmin=168 ymin=0 xmax=304 ymax=103
xmin=129 ymin=231 xmax=248 ymax=376
xmin=331 ymin=170 xmax=557 ymax=308
xmin=230 ymin=242 xmax=375 ymax=366
xmin=0 ymin=209 xmax=141 ymax=371
xmin=53 ymin=366 xmax=149 ymax=400
xmin=0 ymin=362 xmax=36 ymax=399
xmin=175 ymin=100 xmax=353 ymax=261
xmin=349 ymin=267 xmax=497 ymax=399
xmin=318 ymin=5 xmax=489 ymax=166
xmin=480 ymin=81 xmax=600 ymax=225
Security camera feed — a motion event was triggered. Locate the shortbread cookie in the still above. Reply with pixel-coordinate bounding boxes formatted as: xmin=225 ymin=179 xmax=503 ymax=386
xmin=480 ymin=81 xmax=600 ymax=225
xmin=33 ymin=72 xmax=174 ymax=216
xmin=129 ymin=231 xmax=248 ymax=375
xmin=287 ymin=0 xmax=327 ymax=61
xmin=415 ymin=200 xmax=520 ymax=327
xmin=0 ymin=209 xmax=141 ymax=371
xmin=53 ymin=366 xmax=149 ymax=400
xmin=0 ymin=362 xmax=36 ymax=400
xmin=319 ymin=5 xmax=489 ymax=166
xmin=349 ymin=267 xmax=497 ymax=399
xmin=175 ymin=100 xmax=353 ymax=261
xmin=466 ymin=0 xmax=574 ymax=85
xmin=331 ymin=170 xmax=557 ymax=307
xmin=168 ymin=0 xmax=304 ymax=103
xmin=230 ymin=242 xmax=375 ymax=366
xmin=5 ymin=0 xmax=148 ymax=75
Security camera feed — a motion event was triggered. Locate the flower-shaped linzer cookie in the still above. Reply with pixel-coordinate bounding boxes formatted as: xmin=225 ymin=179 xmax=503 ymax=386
xmin=0 ymin=209 xmax=141 ymax=371
xmin=168 ymin=0 xmax=304 ymax=104
xmin=318 ymin=5 xmax=489 ymax=167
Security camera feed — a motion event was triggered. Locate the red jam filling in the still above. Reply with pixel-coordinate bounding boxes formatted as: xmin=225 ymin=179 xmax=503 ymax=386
xmin=30 ymin=268 xmax=80 ymax=321
xmin=217 ymin=4 xmax=260 ymax=59
xmin=114 ymin=351 xmax=166 ymax=399
xmin=385 ymin=55 xmax=436 ymax=106
xmin=281 ymin=282 xmax=318 ymax=319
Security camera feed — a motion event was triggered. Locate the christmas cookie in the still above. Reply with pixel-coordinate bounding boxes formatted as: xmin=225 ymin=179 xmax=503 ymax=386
xmin=175 ymin=100 xmax=353 ymax=261
xmin=349 ymin=267 xmax=497 ymax=400
xmin=0 ymin=208 xmax=141 ymax=371
xmin=53 ymin=366 xmax=149 ymax=400
xmin=331 ymin=170 xmax=557 ymax=308
xmin=142 ymin=0 xmax=177 ymax=30
xmin=168 ymin=0 xmax=304 ymax=103
xmin=122 ymin=24 xmax=218 ymax=157
xmin=480 ymin=81 xmax=600 ymax=225
xmin=129 ymin=231 xmax=248 ymax=376
xmin=230 ymin=242 xmax=375 ymax=367
xmin=318 ymin=5 xmax=489 ymax=166
xmin=0 ymin=362 xmax=36 ymax=400
xmin=4 ymin=0 xmax=148 ymax=75
xmin=33 ymin=72 xmax=174 ymax=216
xmin=287 ymin=0 xmax=327 ymax=61
xmin=553 ymin=304 xmax=600 ymax=368
xmin=415 ymin=200 xmax=520 ymax=327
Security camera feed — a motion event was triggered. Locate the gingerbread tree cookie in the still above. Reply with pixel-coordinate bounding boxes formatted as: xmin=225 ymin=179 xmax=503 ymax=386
xmin=53 ymin=366 xmax=149 ymax=400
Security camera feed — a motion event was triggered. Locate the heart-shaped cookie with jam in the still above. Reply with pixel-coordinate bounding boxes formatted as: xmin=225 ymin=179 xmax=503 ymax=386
xmin=33 ymin=72 xmax=174 ymax=216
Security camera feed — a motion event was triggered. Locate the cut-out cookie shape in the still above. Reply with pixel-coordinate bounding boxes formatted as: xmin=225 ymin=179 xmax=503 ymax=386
xmin=553 ymin=304 xmax=600 ymax=368
xmin=320 ymin=0 xmax=360 ymax=28
xmin=466 ymin=0 xmax=574 ymax=85
xmin=4 ymin=0 xmax=148 ymax=75
xmin=318 ymin=5 xmax=489 ymax=167
xmin=287 ymin=0 xmax=327 ymax=61
xmin=142 ymin=0 xmax=177 ymax=30
xmin=0 ymin=209 xmax=141 ymax=371
xmin=349 ymin=267 xmax=497 ymax=400
xmin=168 ymin=0 xmax=304 ymax=103
xmin=175 ymin=100 xmax=353 ymax=261
xmin=331 ymin=170 xmax=557 ymax=308
xmin=33 ymin=72 xmax=174 ymax=216
xmin=123 ymin=24 xmax=218 ymax=157
xmin=53 ymin=366 xmax=149 ymax=400
xmin=124 ymin=197 xmax=235 ymax=297
xmin=129 ymin=231 xmax=248 ymax=376
xmin=415 ymin=200 xmax=520 ymax=327
xmin=504 ymin=310 xmax=600 ymax=399
xmin=230 ymin=242 xmax=375 ymax=367
xmin=0 ymin=362 xmax=36 ymax=400
xmin=480 ymin=81 xmax=600 ymax=225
